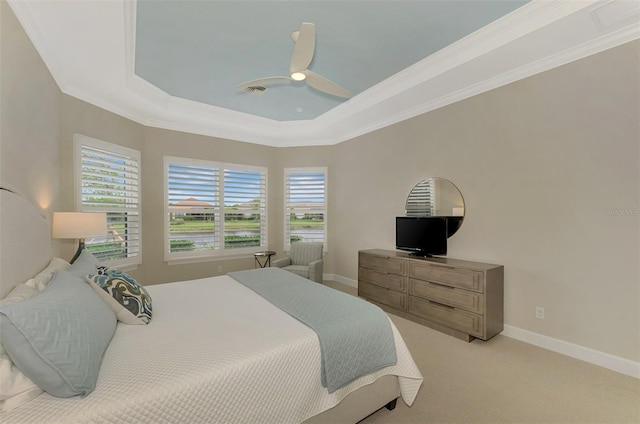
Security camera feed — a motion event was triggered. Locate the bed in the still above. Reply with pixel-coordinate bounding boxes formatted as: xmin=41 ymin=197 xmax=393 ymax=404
xmin=0 ymin=187 xmax=423 ymax=423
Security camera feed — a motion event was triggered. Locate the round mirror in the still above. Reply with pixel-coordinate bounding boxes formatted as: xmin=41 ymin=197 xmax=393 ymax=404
xmin=405 ymin=178 xmax=465 ymax=237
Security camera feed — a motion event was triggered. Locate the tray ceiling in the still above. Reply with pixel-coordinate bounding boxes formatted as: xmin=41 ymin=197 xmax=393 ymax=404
xmin=7 ymin=0 xmax=640 ymax=146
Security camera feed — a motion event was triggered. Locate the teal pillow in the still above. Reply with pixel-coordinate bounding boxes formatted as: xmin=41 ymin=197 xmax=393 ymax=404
xmin=67 ymin=249 xmax=101 ymax=277
xmin=0 ymin=270 xmax=116 ymax=398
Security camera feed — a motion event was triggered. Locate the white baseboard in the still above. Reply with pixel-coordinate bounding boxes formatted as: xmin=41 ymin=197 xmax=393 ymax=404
xmin=325 ymin=274 xmax=639 ymax=379
xmin=501 ymin=325 xmax=639 ymax=379
xmin=324 ymin=274 xmax=358 ymax=288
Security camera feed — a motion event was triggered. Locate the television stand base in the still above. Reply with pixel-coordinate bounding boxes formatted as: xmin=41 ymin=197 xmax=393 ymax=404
xmin=408 ymin=252 xmax=433 ymax=258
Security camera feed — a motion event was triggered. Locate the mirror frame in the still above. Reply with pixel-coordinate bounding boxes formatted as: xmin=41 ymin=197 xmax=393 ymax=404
xmin=405 ymin=177 xmax=465 ymax=237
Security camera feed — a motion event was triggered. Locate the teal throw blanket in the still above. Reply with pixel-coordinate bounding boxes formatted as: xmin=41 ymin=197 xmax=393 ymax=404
xmin=229 ymin=267 xmax=397 ymax=393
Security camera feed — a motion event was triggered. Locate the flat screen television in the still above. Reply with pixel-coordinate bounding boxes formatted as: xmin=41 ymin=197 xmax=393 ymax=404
xmin=396 ymin=216 xmax=447 ymax=257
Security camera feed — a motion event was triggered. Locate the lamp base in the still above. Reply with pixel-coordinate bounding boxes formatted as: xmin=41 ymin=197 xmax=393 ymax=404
xmin=70 ymin=239 xmax=86 ymax=264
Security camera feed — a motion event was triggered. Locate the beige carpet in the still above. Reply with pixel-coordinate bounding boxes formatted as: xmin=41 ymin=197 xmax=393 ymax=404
xmin=323 ymin=281 xmax=640 ymax=424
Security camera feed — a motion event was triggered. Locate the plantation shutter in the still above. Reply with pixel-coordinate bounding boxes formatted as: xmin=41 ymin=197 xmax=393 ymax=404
xmin=405 ymin=179 xmax=435 ymax=216
xmin=76 ymin=135 xmax=141 ymax=266
xmin=167 ymin=161 xmax=220 ymax=255
xmin=223 ymin=168 xmax=267 ymax=249
xmin=165 ymin=157 xmax=268 ymax=261
xmin=284 ymin=168 xmax=327 ymax=251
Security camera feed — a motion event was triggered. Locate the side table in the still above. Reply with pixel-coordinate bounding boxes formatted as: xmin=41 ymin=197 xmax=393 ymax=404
xmin=254 ymin=250 xmax=276 ymax=268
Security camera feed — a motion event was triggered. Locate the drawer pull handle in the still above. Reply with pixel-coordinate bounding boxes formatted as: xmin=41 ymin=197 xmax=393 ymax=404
xmin=428 ymin=300 xmax=455 ymax=309
xmin=429 ymin=281 xmax=455 ymax=289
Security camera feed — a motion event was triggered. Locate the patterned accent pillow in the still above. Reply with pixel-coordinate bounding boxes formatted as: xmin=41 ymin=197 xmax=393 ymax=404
xmin=85 ymin=268 xmax=152 ymax=325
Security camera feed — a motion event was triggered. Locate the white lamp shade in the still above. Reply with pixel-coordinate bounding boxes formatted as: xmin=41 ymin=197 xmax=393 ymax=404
xmin=52 ymin=212 xmax=107 ymax=239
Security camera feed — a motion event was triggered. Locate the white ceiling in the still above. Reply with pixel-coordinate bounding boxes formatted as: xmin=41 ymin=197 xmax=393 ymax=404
xmin=7 ymin=0 xmax=640 ymax=147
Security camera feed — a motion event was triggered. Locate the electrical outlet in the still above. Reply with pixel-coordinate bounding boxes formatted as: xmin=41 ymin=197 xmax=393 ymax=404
xmin=535 ymin=306 xmax=545 ymax=319
xmin=217 ymin=265 xmax=223 ymax=273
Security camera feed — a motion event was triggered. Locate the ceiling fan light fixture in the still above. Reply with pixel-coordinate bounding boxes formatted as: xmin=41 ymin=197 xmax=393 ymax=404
xmin=290 ymin=72 xmax=306 ymax=81
xmin=237 ymin=23 xmax=350 ymax=99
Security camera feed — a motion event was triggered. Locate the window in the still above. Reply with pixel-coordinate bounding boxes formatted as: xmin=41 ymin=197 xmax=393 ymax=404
xmin=165 ymin=156 xmax=267 ymax=262
xmin=284 ymin=168 xmax=327 ymax=251
xmin=74 ymin=134 xmax=141 ymax=267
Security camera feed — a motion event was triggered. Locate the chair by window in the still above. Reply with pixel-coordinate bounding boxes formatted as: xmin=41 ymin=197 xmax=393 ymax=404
xmin=272 ymin=242 xmax=323 ymax=283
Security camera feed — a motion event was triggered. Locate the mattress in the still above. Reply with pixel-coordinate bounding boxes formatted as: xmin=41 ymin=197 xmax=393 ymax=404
xmin=3 ymin=275 xmax=423 ymax=424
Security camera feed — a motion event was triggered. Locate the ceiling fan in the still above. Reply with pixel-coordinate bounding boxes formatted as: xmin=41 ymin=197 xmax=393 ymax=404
xmin=236 ymin=23 xmax=351 ymax=99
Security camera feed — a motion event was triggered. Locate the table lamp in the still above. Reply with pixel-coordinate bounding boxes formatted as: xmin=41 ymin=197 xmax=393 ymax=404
xmin=52 ymin=212 xmax=107 ymax=263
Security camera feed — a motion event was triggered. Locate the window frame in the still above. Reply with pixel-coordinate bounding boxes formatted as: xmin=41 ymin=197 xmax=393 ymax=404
xmin=283 ymin=167 xmax=328 ymax=253
xmin=164 ymin=155 xmax=268 ymax=263
xmin=73 ymin=134 xmax=142 ymax=269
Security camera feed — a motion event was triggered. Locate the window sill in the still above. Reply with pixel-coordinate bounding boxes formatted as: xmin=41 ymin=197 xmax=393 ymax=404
xmin=166 ymin=253 xmax=254 ymax=266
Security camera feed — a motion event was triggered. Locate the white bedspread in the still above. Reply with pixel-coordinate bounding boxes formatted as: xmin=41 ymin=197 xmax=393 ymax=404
xmin=3 ymin=275 xmax=423 ymax=424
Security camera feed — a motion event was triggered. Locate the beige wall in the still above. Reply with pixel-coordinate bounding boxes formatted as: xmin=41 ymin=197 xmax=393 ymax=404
xmin=3 ymin=1 xmax=638 ymax=364
xmin=1 ymin=1 xmax=61 ymax=240
xmin=330 ymin=41 xmax=639 ymax=362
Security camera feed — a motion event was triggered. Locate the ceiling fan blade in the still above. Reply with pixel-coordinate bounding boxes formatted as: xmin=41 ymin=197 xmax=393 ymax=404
xmin=235 ymin=76 xmax=291 ymax=90
xmin=304 ymin=70 xmax=351 ymax=98
xmin=289 ymin=22 xmax=315 ymax=74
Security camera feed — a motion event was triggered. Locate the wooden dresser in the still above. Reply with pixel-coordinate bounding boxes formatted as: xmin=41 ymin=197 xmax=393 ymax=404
xmin=358 ymin=249 xmax=504 ymax=342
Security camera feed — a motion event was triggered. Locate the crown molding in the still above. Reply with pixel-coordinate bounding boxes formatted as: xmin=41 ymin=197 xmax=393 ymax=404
xmin=7 ymin=0 xmax=71 ymax=91
xmin=325 ymin=14 xmax=640 ymax=145
xmin=8 ymin=0 xmax=640 ymax=147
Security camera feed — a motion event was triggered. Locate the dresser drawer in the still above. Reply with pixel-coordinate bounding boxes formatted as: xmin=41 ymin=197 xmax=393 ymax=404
xmin=409 ymin=262 xmax=483 ymax=292
xmin=409 ymin=296 xmax=483 ymax=338
xmin=359 ymin=281 xmax=407 ymax=311
xmin=359 ymin=267 xmax=407 ymax=292
xmin=409 ymin=279 xmax=483 ymax=314
xmin=359 ymin=252 xmax=407 ymax=276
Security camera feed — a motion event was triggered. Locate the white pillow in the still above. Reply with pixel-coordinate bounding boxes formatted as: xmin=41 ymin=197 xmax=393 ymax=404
xmin=23 ymin=257 xmax=71 ymax=291
xmin=0 ymin=284 xmax=42 ymax=412
xmin=0 ymin=285 xmax=37 ymax=306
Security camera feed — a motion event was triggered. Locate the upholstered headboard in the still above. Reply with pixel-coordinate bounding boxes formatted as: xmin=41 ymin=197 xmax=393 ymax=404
xmin=0 ymin=187 xmax=52 ymax=298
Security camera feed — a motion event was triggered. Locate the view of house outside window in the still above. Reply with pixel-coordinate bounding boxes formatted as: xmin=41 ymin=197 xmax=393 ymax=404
xmin=74 ymin=134 xmax=142 ymax=268
xmin=284 ymin=167 xmax=327 ymax=252
xmin=165 ymin=156 xmax=267 ymax=262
